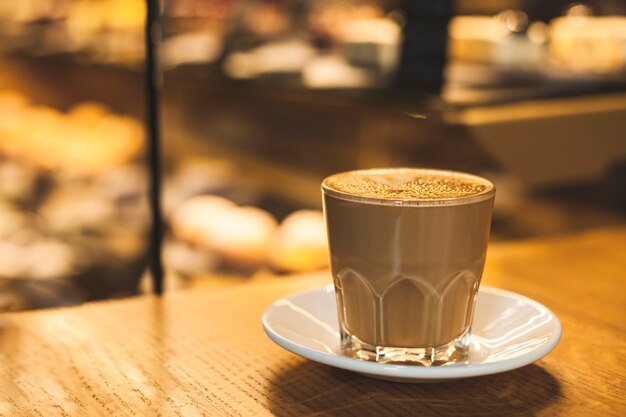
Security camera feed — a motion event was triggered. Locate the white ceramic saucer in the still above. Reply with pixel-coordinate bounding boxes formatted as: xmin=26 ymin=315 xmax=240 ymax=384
xmin=262 ymin=284 xmax=561 ymax=383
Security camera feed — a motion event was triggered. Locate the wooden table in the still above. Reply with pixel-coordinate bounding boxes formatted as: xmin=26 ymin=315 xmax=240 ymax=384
xmin=1 ymin=227 xmax=625 ymax=416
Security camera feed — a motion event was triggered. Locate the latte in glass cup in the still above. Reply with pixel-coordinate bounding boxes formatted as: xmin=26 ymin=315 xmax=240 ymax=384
xmin=322 ymin=168 xmax=495 ymax=365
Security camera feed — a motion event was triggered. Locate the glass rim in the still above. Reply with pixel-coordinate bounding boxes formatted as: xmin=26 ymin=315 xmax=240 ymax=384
xmin=322 ymin=167 xmax=496 ymax=207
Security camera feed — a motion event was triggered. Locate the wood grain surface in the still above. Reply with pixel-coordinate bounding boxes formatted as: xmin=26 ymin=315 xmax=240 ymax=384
xmin=1 ymin=227 xmax=625 ymax=416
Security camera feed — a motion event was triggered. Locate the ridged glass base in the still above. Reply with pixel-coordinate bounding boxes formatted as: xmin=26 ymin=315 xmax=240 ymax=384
xmin=341 ymin=329 xmax=471 ymax=366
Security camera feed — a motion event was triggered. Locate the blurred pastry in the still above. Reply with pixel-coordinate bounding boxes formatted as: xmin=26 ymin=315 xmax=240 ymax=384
xmin=268 ymin=210 xmax=328 ymax=272
xmin=170 ymin=195 xmax=236 ymax=247
xmin=0 ymin=228 xmax=72 ymax=280
xmin=0 ymin=204 xmax=28 ymax=239
xmin=41 ymin=188 xmax=115 ymax=233
xmin=67 ymin=101 xmax=111 ymax=126
xmin=0 ymin=160 xmax=39 ymax=202
xmin=335 ymin=17 xmax=401 ymax=72
xmin=209 ymin=206 xmax=277 ymax=265
xmin=223 ymin=39 xmax=315 ymax=79
xmin=550 ymin=16 xmax=626 ymax=73
xmin=303 ymin=55 xmax=373 ymax=89
xmin=0 ymin=241 xmax=26 ymax=277
xmin=26 ymin=239 xmax=75 ymax=279
xmin=171 ymin=194 xmax=278 ymax=266
xmin=448 ymin=14 xmax=544 ymax=67
xmin=0 ymin=100 xmax=144 ymax=174
xmin=162 ymin=32 xmax=223 ymax=69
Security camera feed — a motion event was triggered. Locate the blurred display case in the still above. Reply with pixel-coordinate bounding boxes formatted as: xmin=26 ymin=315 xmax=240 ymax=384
xmin=1 ymin=0 xmax=625 ymax=311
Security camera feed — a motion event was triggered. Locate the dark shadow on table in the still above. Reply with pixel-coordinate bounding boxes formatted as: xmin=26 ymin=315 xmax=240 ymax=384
xmin=266 ymin=361 xmax=561 ymax=416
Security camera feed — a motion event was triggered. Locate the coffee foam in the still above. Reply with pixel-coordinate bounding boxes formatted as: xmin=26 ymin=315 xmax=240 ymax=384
xmin=323 ymin=168 xmax=493 ymax=203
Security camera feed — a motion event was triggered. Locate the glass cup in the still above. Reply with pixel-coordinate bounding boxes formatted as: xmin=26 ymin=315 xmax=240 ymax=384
xmin=322 ymin=168 xmax=495 ymax=365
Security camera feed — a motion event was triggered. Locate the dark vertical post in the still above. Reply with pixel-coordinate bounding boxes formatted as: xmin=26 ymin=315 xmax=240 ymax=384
xmin=145 ymin=0 xmax=164 ymax=294
xmin=397 ymin=0 xmax=452 ymax=94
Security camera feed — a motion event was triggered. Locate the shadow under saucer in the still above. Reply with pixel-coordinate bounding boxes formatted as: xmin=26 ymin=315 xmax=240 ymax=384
xmin=265 ymin=360 xmax=562 ymax=417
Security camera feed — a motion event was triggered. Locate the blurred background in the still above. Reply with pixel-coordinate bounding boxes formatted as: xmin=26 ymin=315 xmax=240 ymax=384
xmin=0 ymin=0 xmax=625 ymax=311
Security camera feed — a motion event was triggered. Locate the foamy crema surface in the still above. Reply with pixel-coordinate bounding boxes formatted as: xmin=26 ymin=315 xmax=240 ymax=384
xmin=323 ymin=168 xmax=495 ymax=206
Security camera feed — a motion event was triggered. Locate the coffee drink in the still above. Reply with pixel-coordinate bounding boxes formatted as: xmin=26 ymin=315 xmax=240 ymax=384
xmin=322 ymin=168 xmax=495 ymax=365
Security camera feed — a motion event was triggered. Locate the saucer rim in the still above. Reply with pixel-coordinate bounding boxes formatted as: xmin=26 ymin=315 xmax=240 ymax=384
xmin=262 ymin=284 xmax=562 ymax=380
